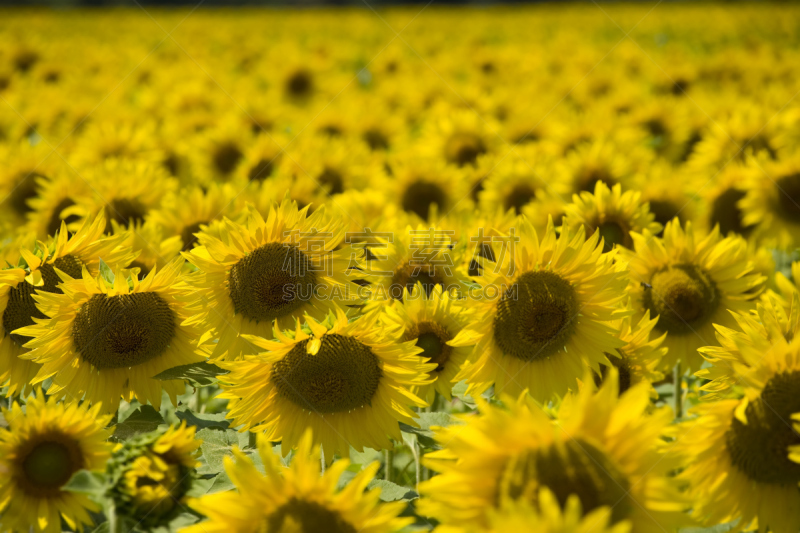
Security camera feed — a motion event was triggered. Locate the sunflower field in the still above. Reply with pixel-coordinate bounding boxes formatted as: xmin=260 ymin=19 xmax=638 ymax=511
xmin=1 ymin=3 xmax=800 ymax=533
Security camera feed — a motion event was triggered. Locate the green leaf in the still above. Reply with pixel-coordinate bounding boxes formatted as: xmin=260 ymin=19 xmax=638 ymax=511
xmin=679 ymin=520 xmax=739 ymax=533
xmin=63 ymin=470 xmax=106 ymax=497
xmin=196 ymin=428 xmax=241 ymax=475
xmin=399 ymin=412 xmax=459 ymax=450
xmin=176 ymin=409 xmax=230 ymax=430
xmin=366 ymin=479 xmax=418 ymax=502
xmin=113 ymin=405 xmax=165 ymax=441
xmin=349 ymin=446 xmax=382 ymax=470
xmin=98 ymin=258 xmax=114 ymax=285
xmin=152 ymin=362 xmax=229 ymax=386
xmin=206 ymin=471 xmax=235 ymax=494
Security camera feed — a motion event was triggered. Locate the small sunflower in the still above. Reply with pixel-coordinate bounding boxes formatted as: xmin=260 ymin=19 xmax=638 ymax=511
xmin=68 ymin=119 xmax=162 ymax=168
xmin=363 ymin=222 xmax=469 ymax=302
xmin=0 ymin=141 xmax=58 ymax=228
xmin=418 ymin=372 xmax=687 ymax=531
xmin=183 ymin=429 xmax=413 ymax=533
xmin=0 ymin=391 xmax=113 ymax=533
xmin=450 ymin=218 xmax=629 ymax=401
xmin=418 ymin=106 xmax=500 ymax=168
xmin=693 ymin=164 xmax=751 ymax=237
xmin=147 ymin=182 xmax=239 ymax=252
xmin=387 ymin=155 xmax=469 ymax=221
xmin=554 ymin=138 xmax=643 ymax=195
xmin=109 ymin=422 xmax=202 ymax=528
xmin=0 ymin=213 xmax=134 ymax=396
xmin=187 ymin=118 xmax=253 ymax=185
xmin=220 ymin=306 xmax=435 ymax=458
xmin=17 ymin=258 xmax=207 ymax=410
xmin=635 ymin=163 xmax=698 ymax=230
xmin=561 ymin=181 xmax=662 ymax=253
xmin=68 ymin=158 xmax=177 ymax=232
xmin=181 ymin=199 xmax=362 ymax=361
xmin=382 ymin=283 xmax=472 ymax=403
xmin=24 ymin=168 xmax=89 ymax=239
xmin=676 ymin=340 xmax=800 ymax=533
xmin=622 ymin=220 xmax=764 ymax=372
xmin=115 ymin=220 xmax=183 ymax=279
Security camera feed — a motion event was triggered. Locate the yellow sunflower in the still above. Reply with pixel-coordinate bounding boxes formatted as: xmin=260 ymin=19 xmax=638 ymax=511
xmin=0 ymin=213 xmax=134 ymax=396
xmin=435 ymin=490 xmax=632 ymax=533
xmin=561 ymin=181 xmax=662 ymax=253
xmin=16 ymin=257 xmax=207 ymax=410
xmin=111 ymin=422 xmax=202 ymax=527
xmin=180 ymin=199 xmax=362 ymax=361
xmin=740 ymin=152 xmax=800 ymax=248
xmin=676 ymin=339 xmax=800 ymax=533
xmin=147 ymin=182 xmax=239 ymax=252
xmin=450 ymin=218 xmax=629 ymax=401
xmin=24 ymin=168 xmax=89 ymax=239
xmin=622 ymin=220 xmax=764 ymax=372
xmin=0 ymin=391 xmax=113 ymax=533
xmin=183 ymin=429 xmax=412 ymax=533
xmin=418 ymin=106 xmax=500 ymax=168
xmin=382 ymin=283 xmax=473 ymax=403
xmin=418 ymin=371 xmax=687 ymax=531
xmin=220 ymin=306 xmax=435 ymax=459
xmin=363 ymin=221 xmax=470 ymax=302
xmin=114 ymin=220 xmax=183 ymax=279
xmin=692 ymin=164 xmax=752 ymax=237
xmin=387 ymin=155 xmax=470 ymax=222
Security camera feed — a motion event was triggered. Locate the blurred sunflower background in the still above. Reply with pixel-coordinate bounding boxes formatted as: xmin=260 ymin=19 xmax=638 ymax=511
xmin=1 ymin=2 xmax=800 ymax=532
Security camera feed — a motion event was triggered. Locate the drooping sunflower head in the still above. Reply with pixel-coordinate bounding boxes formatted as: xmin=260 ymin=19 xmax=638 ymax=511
xmin=562 ymin=181 xmax=662 ymax=253
xmin=184 ymin=429 xmax=413 ymax=533
xmin=110 ymin=422 xmax=202 ymax=528
xmin=16 ymin=258 xmax=207 ymax=410
xmin=623 ymin=219 xmax=765 ymax=372
xmin=182 ymin=199 xmax=363 ymax=360
xmin=676 ymin=340 xmax=800 ymax=532
xmin=419 ymin=373 xmax=687 ymax=531
xmin=220 ymin=305 xmax=435 ymax=458
xmin=450 ymin=217 xmax=629 ymax=401
xmin=0 ymin=391 xmax=113 ymax=533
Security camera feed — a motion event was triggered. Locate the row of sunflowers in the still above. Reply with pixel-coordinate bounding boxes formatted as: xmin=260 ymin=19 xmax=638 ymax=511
xmin=1 ymin=5 xmax=800 ymax=533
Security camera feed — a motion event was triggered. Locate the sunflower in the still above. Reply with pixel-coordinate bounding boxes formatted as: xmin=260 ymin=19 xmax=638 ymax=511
xmin=382 ymin=283 xmax=472 ymax=403
xmin=183 ymin=429 xmax=412 ymax=533
xmin=635 ymin=163 xmax=698 ymax=230
xmin=0 ymin=213 xmax=134 ymax=396
xmin=181 ymin=199 xmax=362 ymax=361
xmin=387 ymin=155 xmax=470 ymax=222
xmin=186 ymin=118 xmax=254 ymax=185
xmin=220 ymin=306 xmax=435 ymax=459
xmin=450 ymin=218 xmax=629 ymax=401
xmin=16 ymin=257 xmax=207 ymax=410
xmin=235 ymin=132 xmax=287 ymax=184
xmin=434 ymin=490 xmax=632 ymax=533
xmin=478 ymin=149 xmax=569 ymax=216
xmin=622 ymin=220 xmax=764 ymax=372
xmin=418 ymin=106 xmax=500 ymax=168
xmin=740 ymin=152 xmax=800 ymax=248
xmin=68 ymin=119 xmax=163 ymax=168
xmin=110 ymin=422 xmax=202 ymax=528
xmin=0 ymin=391 xmax=113 ymax=533
xmin=596 ymin=301 xmax=667 ymax=397
xmin=67 ymin=158 xmax=177 ymax=232
xmin=114 ymin=220 xmax=183 ymax=278
xmin=0 ymin=140 xmax=58 ymax=228
xmin=418 ymin=371 xmax=687 ymax=531
xmin=697 ymin=289 xmax=800 ymax=400
xmin=148 ymin=182 xmax=239 ymax=252
xmin=692 ymin=164 xmax=751 ymax=237
xmin=363 ymin=221 xmax=469 ymax=302
xmin=24 ymin=168 xmax=89 ymax=239
xmin=676 ymin=339 xmax=800 ymax=533
xmin=562 ymin=182 xmax=662 ymax=253
xmin=554 ymin=138 xmax=644 ymax=194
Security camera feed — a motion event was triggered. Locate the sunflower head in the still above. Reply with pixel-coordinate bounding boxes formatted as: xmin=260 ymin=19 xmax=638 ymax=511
xmin=110 ymin=422 xmax=202 ymax=528
xmin=0 ymin=391 xmax=113 ymax=533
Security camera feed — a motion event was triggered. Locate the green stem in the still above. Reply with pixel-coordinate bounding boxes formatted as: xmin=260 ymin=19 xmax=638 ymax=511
xmin=320 ymin=445 xmax=325 ymax=474
xmin=384 ymin=448 xmax=394 ymax=482
xmin=674 ymin=362 xmax=683 ymax=419
xmin=414 ymin=441 xmax=421 ymax=490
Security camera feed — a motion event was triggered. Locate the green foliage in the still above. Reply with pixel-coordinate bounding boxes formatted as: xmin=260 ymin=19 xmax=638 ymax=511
xmin=153 ymin=362 xmax=229 ymax=386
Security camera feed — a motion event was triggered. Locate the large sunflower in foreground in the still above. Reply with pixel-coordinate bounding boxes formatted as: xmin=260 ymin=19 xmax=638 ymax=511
xmin=0 ymin=392 xmax=113 ymax=533
xmin=382 ymin=283 xmax=473 ymax=403
xmin=0 ymin=214 xmax=134 ymax=396
xmin=621 ymin=220 xmax=764 ymax=372
xmin=16 ymin=258 xmax=206 ymax=410
xmin=676 ymin=340 xmax=800 ymax=533
xmin=220 ymin=306 xmax=435 ymax=459
xmin=418 ymin=372 xmax=687 ymax=531
xmin=181 ymin=199 xmax=362 ymax=361
xmin=183 ymin=429 xmax=412 ymax=533
xmin=450 ymin=218 xmax=629 ymax=401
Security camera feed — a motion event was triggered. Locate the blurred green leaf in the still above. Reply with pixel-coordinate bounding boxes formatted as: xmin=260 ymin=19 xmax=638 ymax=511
xmin=63 ymin=470 xmax=106 ymax=497
xmin=367 ymin=479 xmax=418 ymax=502
xmin=153 ymin=362 xmax=229 ymax=386
xmin=113 ymin=405 xmax=164 ymax=441
xmin=197 ymin=428 xmax=240 ymax=475
xmin=176 ymin=409 xmax=230 ymax=430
